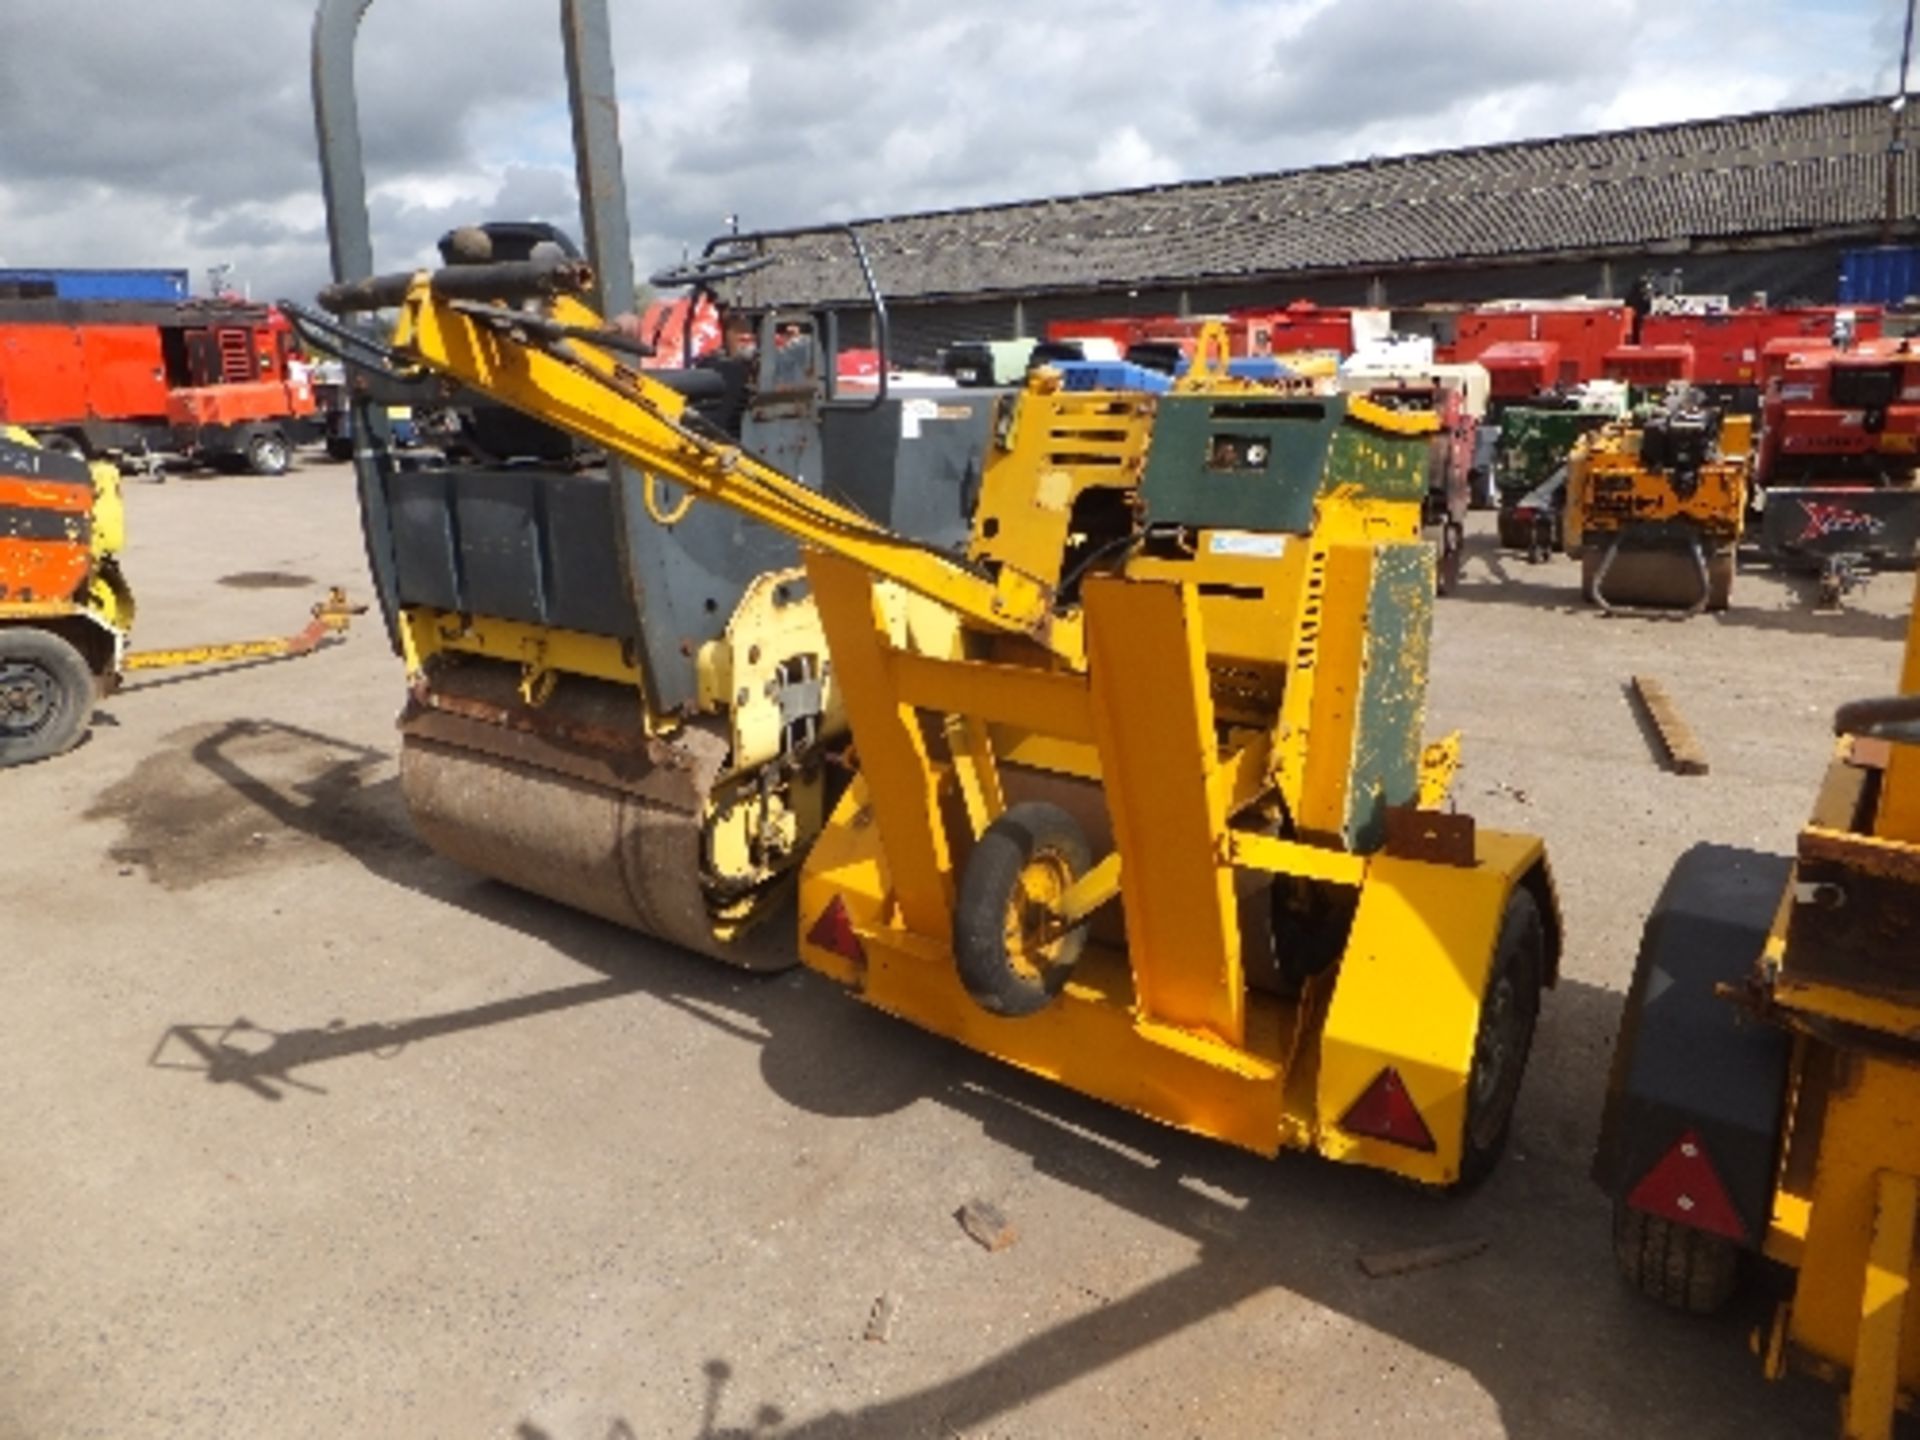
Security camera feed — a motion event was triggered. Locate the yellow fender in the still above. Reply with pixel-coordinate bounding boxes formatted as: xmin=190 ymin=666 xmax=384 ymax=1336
xmin=1315 ymin=828 xmax=1559 ymax=1187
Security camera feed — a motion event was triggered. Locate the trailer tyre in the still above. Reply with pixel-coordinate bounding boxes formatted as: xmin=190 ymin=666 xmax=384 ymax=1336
xmin=954 ymin=802 xmax=1092 ymax=1017
xmin=246 ymin=432 xmax=292 ymax=477
xmin=0 ymin=628 xmax=95 ymax=766
xmin=1456 ymin=885 xmax=1544 ymax=1189
xmin=1612 ymin=1200 xmax=1740 ymax=1314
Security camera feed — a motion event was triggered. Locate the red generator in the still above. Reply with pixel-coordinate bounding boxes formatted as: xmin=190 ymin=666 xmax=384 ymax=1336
xmin=1639 ymin=305 xmax=1885 ymax=410
xmin=0 ymin=298 xmax=316 ymax=474
xmin=1446 ymin=304 xmax=1633 ymax=387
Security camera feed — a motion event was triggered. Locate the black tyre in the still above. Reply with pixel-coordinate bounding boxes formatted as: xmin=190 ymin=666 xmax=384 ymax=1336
xmin=953 ymin=801 xmax=1092 ymax=1017
xmin=324 ymin=435 xmax=354 ymax=462
xmin=39 ymin=432 xmax=88 ymax=459
xmin=0 ymin=628 xmax=96 ymax=766
xmin=1612 ymin=1200 xmax=1740 ymax=1314
xmin=1455 ymin=885 xmax=1545 ymax=1189
xmin=245 ymin=431 xmax=291 ymax=477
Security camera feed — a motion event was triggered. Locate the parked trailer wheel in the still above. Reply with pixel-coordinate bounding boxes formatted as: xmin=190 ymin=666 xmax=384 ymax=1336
xmin=246 ymin=431 xmax=292 ymax=477
xmin=1612 ymin=1200 xmax=1740 ymax=1314
xmin=0 ymin=628 xmax=95 ymax=766
xmin=1456 ymin=885 xmax=1545 ymax=1189
xmin=954 ymin=802 xmax=1092 ymax=1017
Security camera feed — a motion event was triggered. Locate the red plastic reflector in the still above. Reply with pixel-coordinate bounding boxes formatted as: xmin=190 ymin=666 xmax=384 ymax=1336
xmin=1339 ymin=1067 xmax=1437 ymax=1153
xmin=1626 ymin=1128 xmax=1748 ymax=1242
xmin=805 ymin=895 xmax=866 ymax=965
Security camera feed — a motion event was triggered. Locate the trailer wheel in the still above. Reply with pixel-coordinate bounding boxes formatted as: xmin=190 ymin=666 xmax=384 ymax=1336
xmin=246 ymin=431 xmax=292 ymax=477
xmin=1612 ymin=1200 xmax=1740 ymax=1314
xmin=953 ymin=802 xmax=1092 ymax=1017
xmin=1456 ymin=885 xmax=1544 ymax=1189
xmin=39 ymin=433 xmax=88 ymax=460
xmin=0 ymin=628 xmax=95 ymax=766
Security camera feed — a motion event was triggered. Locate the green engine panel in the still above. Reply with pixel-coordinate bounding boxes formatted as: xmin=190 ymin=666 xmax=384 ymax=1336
xmin=1343 ymin=542 xmax=1434 ymax=852
xmin=1142 ymin=394 xmax=1430 ymax=533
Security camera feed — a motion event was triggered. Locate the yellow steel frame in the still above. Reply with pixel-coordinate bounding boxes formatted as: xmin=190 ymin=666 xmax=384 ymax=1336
xmin=1752 ymin=573 xmax=1920 ymax=1438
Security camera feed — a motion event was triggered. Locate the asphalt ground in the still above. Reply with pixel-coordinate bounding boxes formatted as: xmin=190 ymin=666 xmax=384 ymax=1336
xmin=3 ymin=457 xmax=1913 ymax=1439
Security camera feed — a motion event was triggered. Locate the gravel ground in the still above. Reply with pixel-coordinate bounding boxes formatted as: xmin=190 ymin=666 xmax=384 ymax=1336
xmin=2 ymin=458 xmax=1911 ymax=1439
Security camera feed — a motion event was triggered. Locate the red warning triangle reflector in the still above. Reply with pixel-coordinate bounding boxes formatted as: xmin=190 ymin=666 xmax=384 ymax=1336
xmin=805 ymin=894 xmax=866 ymax=965
xmin=1626 ymin=1128 xmax=1748 ymax=1242
xmin=1339 ymin=1066 xmax=1438 ymax=1153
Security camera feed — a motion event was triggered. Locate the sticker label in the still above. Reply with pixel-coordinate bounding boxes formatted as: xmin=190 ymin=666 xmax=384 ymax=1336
xmin=1207 ymin=531 xmax=1287 ymax=558
xmin=900 ymin=398 xmax=939 ymax=439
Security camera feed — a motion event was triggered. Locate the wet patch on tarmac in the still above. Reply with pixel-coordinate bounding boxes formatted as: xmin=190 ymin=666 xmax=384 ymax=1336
xmin=84 ymin=719 xmax=422 ymax=890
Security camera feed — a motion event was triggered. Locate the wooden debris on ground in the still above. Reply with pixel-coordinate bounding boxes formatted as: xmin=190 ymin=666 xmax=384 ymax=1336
xmin=1630 ymin=674 xmax=1710 ymax=775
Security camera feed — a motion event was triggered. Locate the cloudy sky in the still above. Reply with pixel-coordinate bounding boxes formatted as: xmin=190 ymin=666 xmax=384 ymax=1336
xmin=0 ymin=0 xmax=1909 ymax=305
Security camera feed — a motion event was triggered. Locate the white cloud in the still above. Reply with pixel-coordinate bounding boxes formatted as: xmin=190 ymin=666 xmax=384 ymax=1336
xmin=0 ymin=0 xmax=1904 ymax=307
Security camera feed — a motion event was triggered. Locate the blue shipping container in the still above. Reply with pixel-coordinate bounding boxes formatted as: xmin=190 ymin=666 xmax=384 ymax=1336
xmin=0 ymin=267 xmax=190 ymax=302
xmin=1838 ymin=247 xmax=1920 ymax=305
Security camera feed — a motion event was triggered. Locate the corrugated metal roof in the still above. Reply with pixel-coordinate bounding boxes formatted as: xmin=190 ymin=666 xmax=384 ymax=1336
xmin=723 ymin=97 xmax=1919 ymax=307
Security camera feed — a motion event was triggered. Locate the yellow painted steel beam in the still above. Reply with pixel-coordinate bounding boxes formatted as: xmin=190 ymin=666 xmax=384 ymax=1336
xmin=1844 ymin=1170 xmax=1917 ymax=1440
xmin=1223 ymin=831 xmax=1368 ymax=888
xmin=887 ymin=649 xmax=1095 ymax=743
xmin=391 ymin=283 xmax=1081 ymax=663
xmin=1083 ymin=575 xmax=1244 ymax=1047
xmin=1879 ymin=571 xmax=1920 ymax=843
xmin=123 ymin=588 xmax=360 ymax=672
xmin=804 ymin=551 xmax=954 ymax=936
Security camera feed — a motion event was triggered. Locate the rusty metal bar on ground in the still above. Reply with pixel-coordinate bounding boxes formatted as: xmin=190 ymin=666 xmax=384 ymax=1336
xmin=123 ymin=587 xmax=364 ymax=672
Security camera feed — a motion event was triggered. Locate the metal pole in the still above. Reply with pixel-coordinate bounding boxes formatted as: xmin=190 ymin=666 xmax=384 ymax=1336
xmin=560 ymin=0 xmax=638 ymax=320
xmin=1887 ymin=0 xmax=1917 ymax=242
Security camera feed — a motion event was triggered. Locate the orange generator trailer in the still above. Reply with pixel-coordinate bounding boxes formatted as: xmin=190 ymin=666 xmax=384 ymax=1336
xmin=0 ymin=298 xmax=316 ymax=475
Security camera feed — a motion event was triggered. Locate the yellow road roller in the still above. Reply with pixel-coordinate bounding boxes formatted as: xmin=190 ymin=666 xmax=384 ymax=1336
xmin=309 ymin=0 xmax=1001 ymax=965
xmin=1565 ymin=403 xmax=1752 ymax=616
xmin=316 ymin=249 xmax=1564 ymax=1187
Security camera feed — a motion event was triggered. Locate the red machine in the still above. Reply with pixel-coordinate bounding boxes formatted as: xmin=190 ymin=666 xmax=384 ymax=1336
xmin=1638 ymin=305 xmax=1883 ymax=402
xmin=1445 ymin=304 xmax=1633 ymax=387
xmin=1753 ymin=339 xmax=1920 ymax=588
xmin=1758 ymin=340 xmax=1920 ymax=488
xmin=1233 ymin=301 xmax=1360 ymax=357
xmin=0 ymin=299 xmax=315 ymax=474
xmin=1603 ymin=343 xmax=1695 ymax=390
xmin=1478 ymin=340 xmax=1563 ymax=403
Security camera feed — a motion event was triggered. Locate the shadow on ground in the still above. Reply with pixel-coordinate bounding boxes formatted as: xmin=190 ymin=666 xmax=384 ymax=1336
xmin=115 ymin=717 xmax=1838 ymax=1440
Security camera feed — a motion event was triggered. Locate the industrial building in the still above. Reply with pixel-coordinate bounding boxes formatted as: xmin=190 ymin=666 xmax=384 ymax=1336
xmin=725 ymin=96 xmax=1920 ymax=359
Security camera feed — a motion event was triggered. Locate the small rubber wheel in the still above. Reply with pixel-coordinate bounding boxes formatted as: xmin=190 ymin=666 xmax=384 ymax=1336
xmin=325 ymin=436 xmax=354 ymax=462
xmin=953 ymin=801 xmax=1092 ymax=1017
xmin=1612 ymin=1200 xmax=1740 ymax=1314
xmin=0 ymin=628 xmax=95 ymax=766
xmin=1455 ymin=886 xmax=1545 ymax=1189
xmin=40 ymin=433 xmax=88 ymax=459
xmin=246 ymin=431 xmax=291 ymax=477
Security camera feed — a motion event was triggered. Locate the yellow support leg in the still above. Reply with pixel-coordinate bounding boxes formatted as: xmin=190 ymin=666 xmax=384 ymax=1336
xmin=1082 ymin=575 xmax=1244 ymax=1047
xmin=804 ymin=551 xmax=954 ymax=937
xmin=1845 ymin=1169 xmax=1918 ymax=1440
